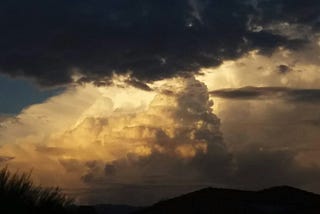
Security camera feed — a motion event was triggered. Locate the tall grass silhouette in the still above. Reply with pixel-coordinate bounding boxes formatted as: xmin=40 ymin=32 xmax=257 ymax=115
xmin=0 ymin=167 xmax=75 ymax=213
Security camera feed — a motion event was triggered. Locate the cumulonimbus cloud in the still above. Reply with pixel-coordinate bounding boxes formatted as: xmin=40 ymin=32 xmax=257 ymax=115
xmin=1 ymin=76 xmax=320 ymax=204
xmin=0 ymin=77 xmax=228 ymax=202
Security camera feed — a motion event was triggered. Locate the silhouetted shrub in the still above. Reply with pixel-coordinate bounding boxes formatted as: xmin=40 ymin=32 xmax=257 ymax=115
xmin=0 ymin=167 xmax=75 ymax=214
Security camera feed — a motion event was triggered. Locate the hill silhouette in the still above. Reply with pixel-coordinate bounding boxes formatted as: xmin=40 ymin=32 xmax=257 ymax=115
xmin=135 ymin=186 xmax=320 ymax=214
xmin=1 ymin=165 xmax=320 ymax=214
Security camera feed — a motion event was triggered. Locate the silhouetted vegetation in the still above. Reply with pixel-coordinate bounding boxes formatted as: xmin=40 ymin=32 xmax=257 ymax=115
xmin=0 ymin=167 xmax=74 ymax=214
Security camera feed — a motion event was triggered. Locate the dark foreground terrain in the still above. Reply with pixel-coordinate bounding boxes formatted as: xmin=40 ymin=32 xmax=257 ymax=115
xmin=76 ymin=186 xmax=320 ymax=214
xmin=1 ymin=166 xmax=320 ymax=214
xmin=133 ymin=186 xmax=320 ymax=214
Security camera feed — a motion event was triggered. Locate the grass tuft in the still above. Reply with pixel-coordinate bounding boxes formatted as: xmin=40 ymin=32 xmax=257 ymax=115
xmin=0 ymin=166 xmax=75 ymax=214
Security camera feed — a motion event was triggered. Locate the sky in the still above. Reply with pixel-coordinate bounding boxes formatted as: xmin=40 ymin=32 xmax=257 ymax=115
xmin=0 ymin=0 xmax=320 ymax=206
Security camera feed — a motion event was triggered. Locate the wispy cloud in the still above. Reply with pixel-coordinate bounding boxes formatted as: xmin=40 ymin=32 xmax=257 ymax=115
xmin=210 ymin=86 xmax=320 ymax=103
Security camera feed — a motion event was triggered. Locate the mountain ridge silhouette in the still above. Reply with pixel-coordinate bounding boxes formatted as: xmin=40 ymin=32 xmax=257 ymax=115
xmin=133 ymin=186 xmax=320 ymax=214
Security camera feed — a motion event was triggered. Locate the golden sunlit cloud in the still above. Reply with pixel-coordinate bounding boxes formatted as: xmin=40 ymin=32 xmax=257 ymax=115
xmin=0 ymin=76 xmax=225 ymax=203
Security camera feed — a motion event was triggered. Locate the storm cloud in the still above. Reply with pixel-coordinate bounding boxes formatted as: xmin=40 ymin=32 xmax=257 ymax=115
xmin=1 ymin=0 xmax=320 ymax=205
xmin=1 ymin=0 xmax=319 ymax=86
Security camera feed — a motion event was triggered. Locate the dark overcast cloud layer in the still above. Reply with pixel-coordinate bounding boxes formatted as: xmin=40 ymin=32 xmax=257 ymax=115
xmin=0 ymin=0 xmax=319 ymax=86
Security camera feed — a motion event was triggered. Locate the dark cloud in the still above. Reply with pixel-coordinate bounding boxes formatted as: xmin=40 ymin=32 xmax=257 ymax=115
xmin=0 ymin=0 xmax=318 ymax=86
xmin=210 ymin=86 xmax=286 ymax=99
xmin=125 ymin=78 xmax=153 ymax=91
xmin=277 ymin=64 xmax=291 ymax=74
xmin=210 ymin=87 xmax=320 ymax=103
